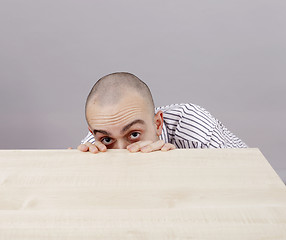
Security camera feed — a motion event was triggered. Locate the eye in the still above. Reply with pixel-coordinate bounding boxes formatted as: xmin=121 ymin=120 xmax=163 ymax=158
xmin=129 ymin=132 xmax=140 ymax=140
xmin=101 ymin=137 xmax=114 ymax=146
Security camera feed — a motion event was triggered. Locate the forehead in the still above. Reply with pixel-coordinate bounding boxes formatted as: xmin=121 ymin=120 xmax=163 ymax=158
xmin=86 ymin=93 xmax=151 ymax=128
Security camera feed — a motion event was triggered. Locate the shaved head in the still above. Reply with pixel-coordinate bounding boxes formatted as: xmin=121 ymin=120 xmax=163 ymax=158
xmin=84 ymin=72 xmax=164 ymax=149
xmin=85 ymin=72 xmax=155 ymax=118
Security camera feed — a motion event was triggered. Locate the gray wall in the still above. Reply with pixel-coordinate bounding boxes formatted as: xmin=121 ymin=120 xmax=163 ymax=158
xmin=0 ymin=0 xmax=285 ymax=183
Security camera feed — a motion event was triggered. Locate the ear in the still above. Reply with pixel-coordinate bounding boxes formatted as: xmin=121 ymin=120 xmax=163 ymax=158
xmin=154 ymin=110 xmax=164 ymax=136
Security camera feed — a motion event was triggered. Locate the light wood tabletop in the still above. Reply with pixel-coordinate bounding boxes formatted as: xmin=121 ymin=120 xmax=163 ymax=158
xmin=0 ymin=148 xmax=285 ymax=239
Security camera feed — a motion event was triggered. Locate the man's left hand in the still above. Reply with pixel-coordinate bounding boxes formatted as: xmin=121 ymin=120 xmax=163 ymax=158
xmin=126 ymin=140 xmax=176 ymax=153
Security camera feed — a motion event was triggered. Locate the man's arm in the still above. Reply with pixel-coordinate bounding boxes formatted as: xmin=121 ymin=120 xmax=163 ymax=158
xmin=158 ymin=103 xmax=247 ymax=149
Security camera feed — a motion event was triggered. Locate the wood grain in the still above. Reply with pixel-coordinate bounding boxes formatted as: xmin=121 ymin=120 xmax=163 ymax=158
xmin=0 ymin=148 xmax=285 ymax=239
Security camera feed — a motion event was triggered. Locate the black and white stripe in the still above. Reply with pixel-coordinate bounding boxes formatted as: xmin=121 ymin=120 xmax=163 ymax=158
xmin=81 ymin=103 xmax=248 ymax=148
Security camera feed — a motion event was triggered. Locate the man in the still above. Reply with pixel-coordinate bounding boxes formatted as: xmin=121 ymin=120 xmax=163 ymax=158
xmin=78 ymin=72 xmax=247 ymax=153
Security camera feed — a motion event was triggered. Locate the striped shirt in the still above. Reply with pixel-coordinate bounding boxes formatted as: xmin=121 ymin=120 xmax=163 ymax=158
xmin=81 ymin=103 xmax=247 ymax=148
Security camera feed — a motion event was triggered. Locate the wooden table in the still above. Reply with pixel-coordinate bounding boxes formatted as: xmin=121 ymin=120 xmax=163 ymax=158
xmin=0 ymin=148 xmax=285 ymax=239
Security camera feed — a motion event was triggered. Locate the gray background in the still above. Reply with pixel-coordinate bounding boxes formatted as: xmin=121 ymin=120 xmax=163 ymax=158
xmin=0 ymin=0 xmax=285 ymax=183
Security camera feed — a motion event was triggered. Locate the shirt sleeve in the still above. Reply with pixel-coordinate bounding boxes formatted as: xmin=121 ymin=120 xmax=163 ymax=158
xmin=209 ymin=119 xmax=248 ymax=148
xmin=159 ymin=103 xmax=247 ymax=149
xmin=80 ymin=132 xmax=95 ymax=144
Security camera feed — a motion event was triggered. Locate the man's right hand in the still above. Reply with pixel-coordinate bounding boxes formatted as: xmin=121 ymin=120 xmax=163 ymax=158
xmin=77 ymin=142 xmax=107 ymax=154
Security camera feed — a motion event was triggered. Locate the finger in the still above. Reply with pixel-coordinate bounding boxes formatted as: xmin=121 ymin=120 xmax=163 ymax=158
xmin=93 ymin=141 xmax=107 ymax=152
xmin=78 ymin=142 xmax=99 ymax=154
xmin=127 ymin=140 xmax=153 ymax=152
xmin=87 ymin=141 xmax=108 ymax=153
xmin=161 ymin=143 xmax=176 ymax=151
xmin=77 ymin=144 xmax=89 ymax=152
xmin=140 ymin=140 xmax=166 ymax=153
xmin=87 ymin=142 xmax=100 ymax=153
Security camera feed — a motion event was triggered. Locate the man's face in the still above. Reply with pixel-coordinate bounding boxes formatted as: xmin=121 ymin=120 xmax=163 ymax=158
xmin=86 ymin=92 xmax=162 ymax=149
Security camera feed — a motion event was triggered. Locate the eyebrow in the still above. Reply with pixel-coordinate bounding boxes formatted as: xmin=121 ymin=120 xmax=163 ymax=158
xmin=93 ymin=129 xmax=111 ymax=136
xmin=93 ymin=119 xmax=145 ymax=136
xmin=121 ymin=119 xmax=145 ymax=134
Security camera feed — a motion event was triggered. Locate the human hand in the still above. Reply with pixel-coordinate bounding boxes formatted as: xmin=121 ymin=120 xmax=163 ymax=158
xmin=77 ymin=141 xmax=107 ymax=154
xmin=126 ymin=140 xmax=176 ymax=153
xmin=77 ymin=140 xmax=176 ymax=153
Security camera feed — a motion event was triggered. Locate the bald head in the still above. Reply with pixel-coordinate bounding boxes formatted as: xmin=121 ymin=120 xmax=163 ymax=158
xmin=85 ymin=72 xmax=155 ymax=115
